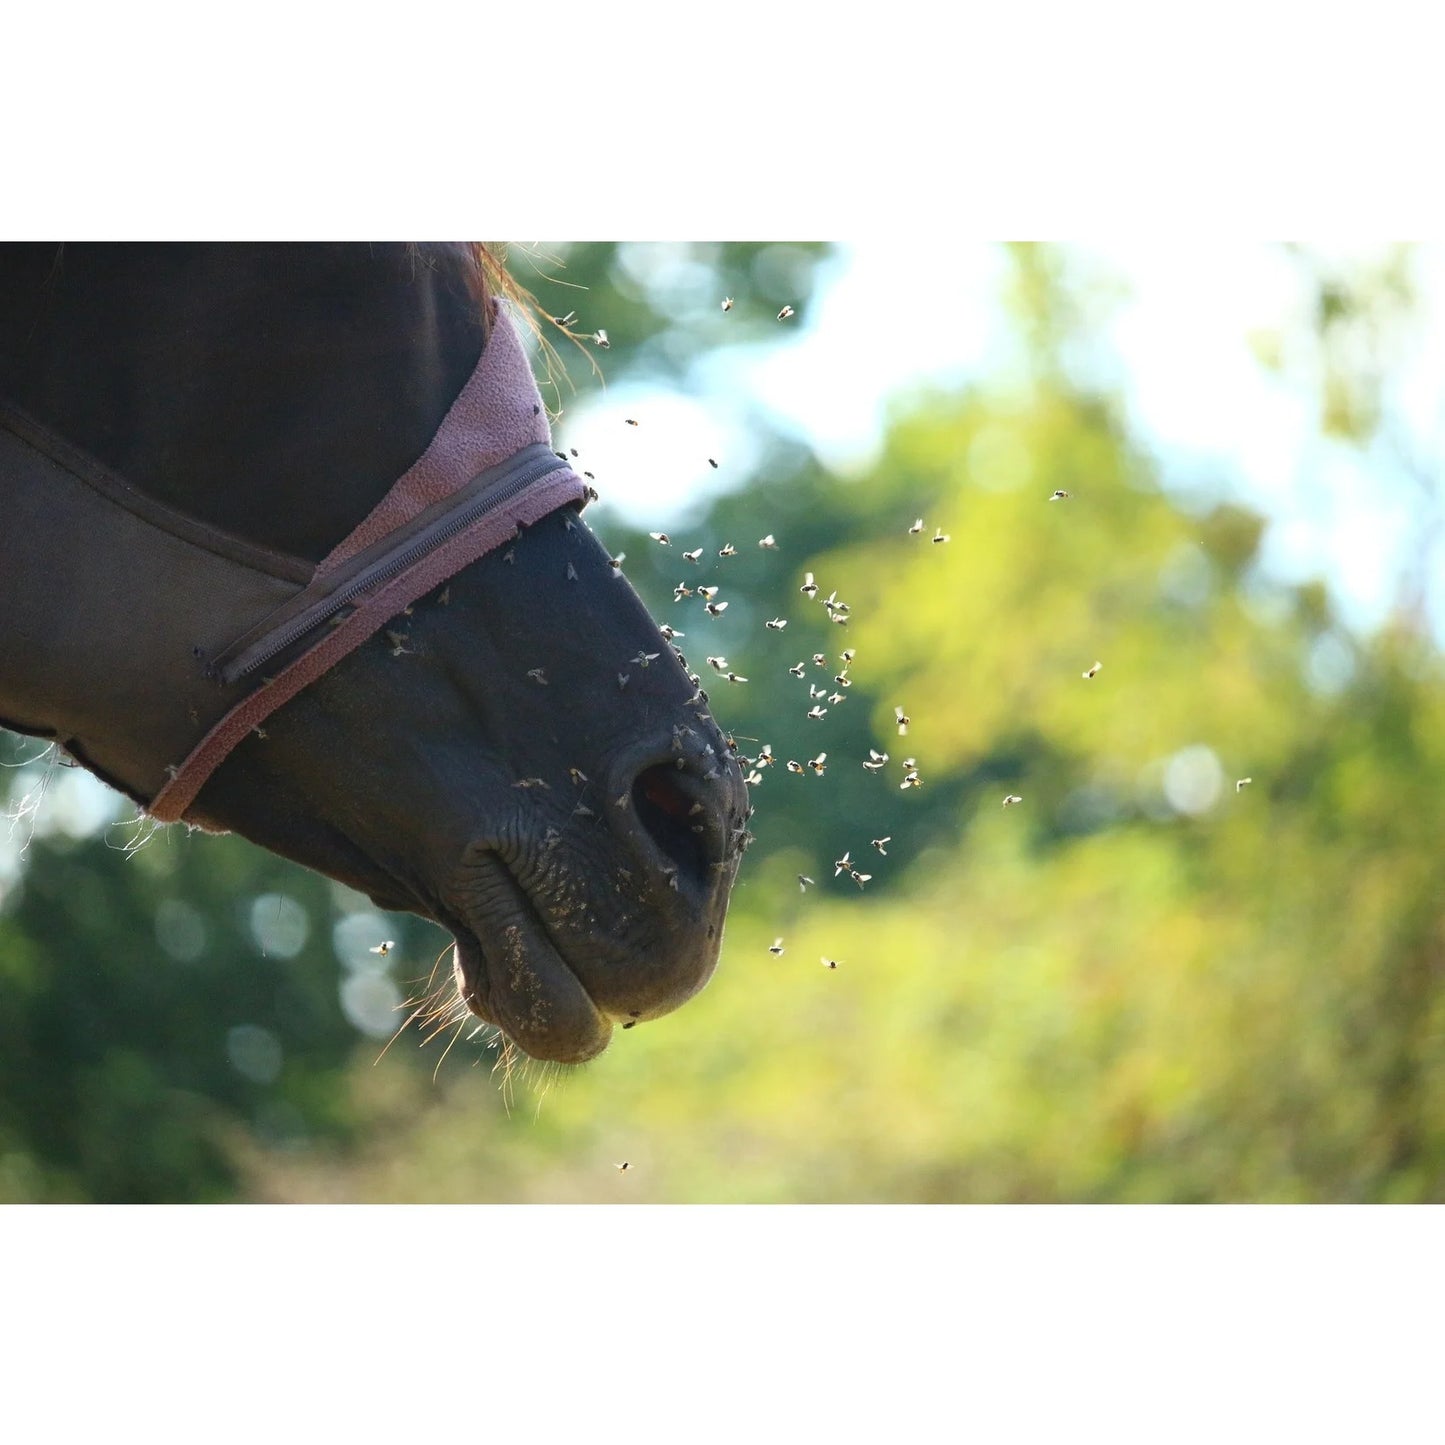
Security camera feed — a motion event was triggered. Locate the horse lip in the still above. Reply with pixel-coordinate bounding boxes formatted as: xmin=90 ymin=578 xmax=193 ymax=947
xmin=446 ymin=856 xmax=613 ymax=1065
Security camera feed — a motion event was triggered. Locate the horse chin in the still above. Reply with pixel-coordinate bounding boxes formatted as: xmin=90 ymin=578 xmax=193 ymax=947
xmin=447 ymin=861 xmax=614 ymax=1066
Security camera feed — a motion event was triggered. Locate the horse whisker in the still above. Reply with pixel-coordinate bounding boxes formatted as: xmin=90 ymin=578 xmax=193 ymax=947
xmin=432 ymin=1017 xmax=468 ymax=1083
xmin=372 ymin=1000 xmax=433 ymax=1066
xmin=418 ymin=1007 xmax=467 ymax=1048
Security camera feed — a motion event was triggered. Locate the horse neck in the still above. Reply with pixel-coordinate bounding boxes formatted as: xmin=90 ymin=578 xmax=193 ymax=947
xmin=0 ymin=243 xmax=488 ymax=562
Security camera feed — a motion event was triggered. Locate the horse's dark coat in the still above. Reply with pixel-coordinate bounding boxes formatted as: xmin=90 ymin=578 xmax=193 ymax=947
xmin=0 ymin=243 xmax=488 ymax=558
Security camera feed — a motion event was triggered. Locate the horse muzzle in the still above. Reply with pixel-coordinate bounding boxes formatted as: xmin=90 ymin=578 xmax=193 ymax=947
xmin=445 ymin=729 xmax=749 ymax=1063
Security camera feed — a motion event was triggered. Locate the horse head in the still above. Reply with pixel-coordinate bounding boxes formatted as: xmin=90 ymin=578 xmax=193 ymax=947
xmin=0 ymin=243 xmax=750 ymax=1063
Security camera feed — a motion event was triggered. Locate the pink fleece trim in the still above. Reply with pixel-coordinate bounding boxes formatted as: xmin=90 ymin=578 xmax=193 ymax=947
xmin=147 ymin=302 xmax=581 ymax=825
xmin=318 ymin=302 xmax=552 ymax=574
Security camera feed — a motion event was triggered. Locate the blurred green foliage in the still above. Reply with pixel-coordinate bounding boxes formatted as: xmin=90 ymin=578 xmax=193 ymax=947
xmin=0 ymin=788 xmax=440 ymax=1201
xmin=3 ymin=242 xmax=1443 ymax=1202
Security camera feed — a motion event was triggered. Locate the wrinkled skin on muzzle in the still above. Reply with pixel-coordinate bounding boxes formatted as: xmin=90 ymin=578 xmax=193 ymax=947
xmin=188 ymin=506 xmax=750 ymax=1063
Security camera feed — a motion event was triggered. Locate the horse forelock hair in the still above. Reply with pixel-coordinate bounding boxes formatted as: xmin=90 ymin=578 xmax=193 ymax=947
xmin=463 ymin=244 xmax=602 ymax=406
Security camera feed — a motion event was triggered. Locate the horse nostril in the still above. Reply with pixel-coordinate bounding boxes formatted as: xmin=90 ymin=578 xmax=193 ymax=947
xmin=632 ymin=763 xmax=711 ymax=891
xmin=638 ymin=764 xmax=693 ymax=820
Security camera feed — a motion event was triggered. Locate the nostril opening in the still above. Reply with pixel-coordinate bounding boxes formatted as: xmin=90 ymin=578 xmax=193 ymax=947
xmin=633 ymin=764 xmax=710 ymax=890
xmin=637 ymin=764 xmax=693 ymax=820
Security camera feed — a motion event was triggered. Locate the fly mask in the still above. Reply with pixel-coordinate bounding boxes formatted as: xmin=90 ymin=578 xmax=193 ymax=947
xmin=0 ymin=301 xmax=590 ymax=825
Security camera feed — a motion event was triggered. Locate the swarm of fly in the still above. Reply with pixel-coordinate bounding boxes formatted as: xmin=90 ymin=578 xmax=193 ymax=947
xmin=570 ymin=323 xmax=1212 ymax=1025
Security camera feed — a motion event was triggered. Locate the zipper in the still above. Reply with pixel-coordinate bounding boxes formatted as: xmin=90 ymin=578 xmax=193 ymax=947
xmin=221 ymin=445 xmax=572 ymax=685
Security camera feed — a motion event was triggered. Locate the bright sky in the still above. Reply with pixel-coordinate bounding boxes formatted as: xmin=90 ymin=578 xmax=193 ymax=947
xmin=561 ymin=242 xmax=1445 ymax=642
